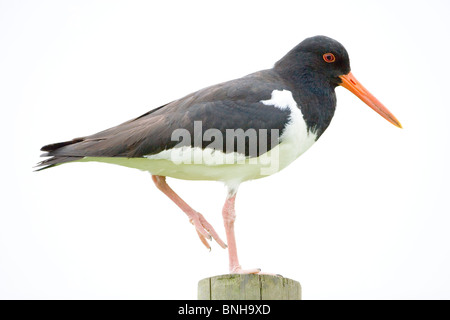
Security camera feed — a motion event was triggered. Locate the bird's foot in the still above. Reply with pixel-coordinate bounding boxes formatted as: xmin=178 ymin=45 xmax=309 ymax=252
xmin=189 ymin=212 xmax=227 ymax=250
xmin=230 ymin=266 xmax=262 ymax=274
xmin=230 ymin=266 xmax=282 ymax=276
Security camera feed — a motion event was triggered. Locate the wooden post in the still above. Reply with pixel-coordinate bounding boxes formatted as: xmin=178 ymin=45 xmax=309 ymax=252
xmin=198 ymin=274 xmax=301 ymax=300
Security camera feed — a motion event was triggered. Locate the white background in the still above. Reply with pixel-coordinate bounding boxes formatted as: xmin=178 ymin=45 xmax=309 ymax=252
xmin=1 ymin=0 xmax=450 ymax=299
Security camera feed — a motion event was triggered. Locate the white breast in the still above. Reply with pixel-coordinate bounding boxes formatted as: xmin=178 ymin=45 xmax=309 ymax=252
xmin=261 ymin=89 xmax=318 ymax=170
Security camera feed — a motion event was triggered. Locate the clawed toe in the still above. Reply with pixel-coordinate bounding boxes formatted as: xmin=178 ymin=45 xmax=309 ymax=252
xmin=190 ymin=212 xmax=227 ymax=250
xmin=230 ymin=266 xmax=262 ymax=274
xmin=229 ymin=266 xmax=281 ymax=276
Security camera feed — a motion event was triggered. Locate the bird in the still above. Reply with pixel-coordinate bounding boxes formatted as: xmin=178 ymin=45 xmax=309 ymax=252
xmin=37 ymin=35 xmax=402 ymax=274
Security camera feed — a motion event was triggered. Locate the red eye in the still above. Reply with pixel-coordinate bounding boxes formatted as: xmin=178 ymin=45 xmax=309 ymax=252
xmin=323 ymin=53 xmax=336 ymax=63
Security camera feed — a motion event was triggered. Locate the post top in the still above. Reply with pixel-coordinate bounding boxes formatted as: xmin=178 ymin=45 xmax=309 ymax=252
xmin=198 ymin=274 xmax=301 ymax=300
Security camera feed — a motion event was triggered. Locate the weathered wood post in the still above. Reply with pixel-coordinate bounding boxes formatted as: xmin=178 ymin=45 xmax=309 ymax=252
xmin=198 ymin=274 xmax=301 ymax=300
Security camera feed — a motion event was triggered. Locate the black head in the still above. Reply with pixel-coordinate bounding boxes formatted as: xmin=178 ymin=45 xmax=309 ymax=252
xmin=274 ymin=35 xmax=402 ymax=129
xmin=274 ymin=35 xmax=351 ymax=88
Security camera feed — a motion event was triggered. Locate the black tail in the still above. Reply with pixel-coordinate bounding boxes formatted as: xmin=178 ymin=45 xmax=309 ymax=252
xmin=35 ymin=138 xmax=85 ymax=171
xmin=40 ymin=138 xmax=84 ymax=152
xmin=34 ymin=156 xmax=83 ymax=171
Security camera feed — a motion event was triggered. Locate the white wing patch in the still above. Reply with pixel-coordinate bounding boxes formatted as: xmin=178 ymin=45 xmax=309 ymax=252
xmin=260 ymin=89 xmax=298 ymax=111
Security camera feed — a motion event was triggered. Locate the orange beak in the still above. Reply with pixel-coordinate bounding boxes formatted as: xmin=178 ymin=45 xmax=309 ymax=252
xmin=339 ymin=72 xmax=402 ymax=128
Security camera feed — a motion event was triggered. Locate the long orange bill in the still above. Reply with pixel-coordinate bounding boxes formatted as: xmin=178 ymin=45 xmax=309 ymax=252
xmin=339 ymin=72 xmax=402 ymax=128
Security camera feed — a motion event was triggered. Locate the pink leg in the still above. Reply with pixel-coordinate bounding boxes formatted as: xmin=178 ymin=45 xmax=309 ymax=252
xmin=152 ymin=175 xmax=227 ymax=250
xmin=222 ymin=191 xmax=261 ymax=274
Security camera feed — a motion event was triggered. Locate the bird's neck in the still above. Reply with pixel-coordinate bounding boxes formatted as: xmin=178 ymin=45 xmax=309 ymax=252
xmin=274 ymin=63 xmax=337 ymax=138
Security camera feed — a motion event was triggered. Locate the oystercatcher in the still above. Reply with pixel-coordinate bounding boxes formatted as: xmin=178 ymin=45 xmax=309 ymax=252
xmin=37 ymin=36 xmax=401 ymax=274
